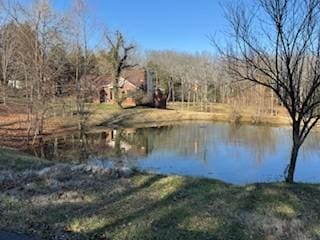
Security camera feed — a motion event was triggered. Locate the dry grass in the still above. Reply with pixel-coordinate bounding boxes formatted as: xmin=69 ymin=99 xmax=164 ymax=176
xmin=97 ymin=103 xmax=291 ymax=128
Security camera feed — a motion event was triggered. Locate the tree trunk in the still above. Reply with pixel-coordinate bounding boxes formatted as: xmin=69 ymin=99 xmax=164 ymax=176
xmin=1 ymin=83 xmax=6 ymax=105
xmin=181 ymin=79 xmax=184 ymax=110
xmin=166 ymin=77 xmax=172 ymax=104
xmin=286 ymin=124 xmax=301 ymax=183
xmin=113 ymin=76 xmax=122 ymax=108
xmin=187 ymin=89 xmax=191 ymax=110
xmin=286 ymin=142 xmax=300 ymax=183
xmin=172 ymin=83 xmax=175 ymax=102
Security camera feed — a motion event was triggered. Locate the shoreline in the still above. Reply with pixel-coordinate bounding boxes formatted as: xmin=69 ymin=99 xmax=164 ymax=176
xmin=0 ymin=104 xmax=293 ymax=150
xmin=97 ymin=107 xmax=292 ymax=128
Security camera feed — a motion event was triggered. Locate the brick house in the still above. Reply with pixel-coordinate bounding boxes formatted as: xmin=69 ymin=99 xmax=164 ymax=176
xmin=88 ymin=68 xmax=154 ymax=105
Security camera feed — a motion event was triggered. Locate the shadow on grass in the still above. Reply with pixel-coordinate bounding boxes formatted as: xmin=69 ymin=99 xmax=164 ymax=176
xmin=70 ymin=178 xmax=259 ymax=239
xmin=2 ymin=172 xmax=320 ymax=240
xmin=98 ymin=108 xmax=153 ymax=127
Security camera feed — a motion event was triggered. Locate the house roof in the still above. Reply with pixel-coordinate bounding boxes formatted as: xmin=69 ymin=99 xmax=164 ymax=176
xmin=122 ymin=69 xmax=146 ymax=88
xmin=87 ymin=69 xmax=147 ymax=90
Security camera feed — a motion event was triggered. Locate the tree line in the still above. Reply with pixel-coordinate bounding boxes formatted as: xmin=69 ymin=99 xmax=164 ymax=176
xmin=146 ymin=50 xmax=279 ymax=117
xmin=0 ymin=0 xmax=137 ymax=140
xmin=0 ymin=1 xmax=281 ymax=129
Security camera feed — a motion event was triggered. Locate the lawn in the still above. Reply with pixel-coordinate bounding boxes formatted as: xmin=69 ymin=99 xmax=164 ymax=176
xmin=1 ymin=149 xmax=320 ymax=240
xmin=95 ymin=104 xmax=290 ymax=128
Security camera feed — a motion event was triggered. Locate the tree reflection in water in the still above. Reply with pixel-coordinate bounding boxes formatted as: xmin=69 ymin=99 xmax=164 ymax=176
xmin=27 ymin=124 xmax=303 ymax=165
xmin=226 ymin=124 xmax=278 ymax=164
xmin=26 ymin=122 xmax=320 ymax=184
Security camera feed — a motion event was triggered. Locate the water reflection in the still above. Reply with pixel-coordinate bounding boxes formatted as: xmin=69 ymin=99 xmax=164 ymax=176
xmin=27 ymin=122 xmax=320 ymax=184
xmin=226 ymin=124 xmax=278 ymax=164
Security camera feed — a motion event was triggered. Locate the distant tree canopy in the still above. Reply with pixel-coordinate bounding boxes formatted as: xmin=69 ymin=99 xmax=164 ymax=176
xmin=146 ymin=51 xmax=218 ymax=106
xmin=0 ymin=0 xmax=282 ymax=116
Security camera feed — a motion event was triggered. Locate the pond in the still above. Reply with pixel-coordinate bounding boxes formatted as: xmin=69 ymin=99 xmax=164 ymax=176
xmin=27 ymin=122 xmax=320 ymax=185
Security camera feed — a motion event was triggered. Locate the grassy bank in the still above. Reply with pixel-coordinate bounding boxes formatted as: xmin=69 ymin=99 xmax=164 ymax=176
xmin=95 ymin=103 xmax=291 ymax=128
xmin=1 ymin=149 xmax=320 ymax=240
xmin=0 ymin=148 xmax=52 ymax=171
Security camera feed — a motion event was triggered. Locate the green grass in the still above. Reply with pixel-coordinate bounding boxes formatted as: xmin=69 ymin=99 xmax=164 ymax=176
xmin=1 ymin=150 xmax=320 ymax=239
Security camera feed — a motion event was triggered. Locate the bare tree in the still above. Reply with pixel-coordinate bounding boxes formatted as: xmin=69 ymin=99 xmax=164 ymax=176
xmin=221 ymin=0 xmax=320 ymax=183
xmin=3 ymin=0 xmax=68 ymax=142
xmin=146 ymin=50 xmax=218 ymax=110
xmin=69 ymin=0 xmax=92 ymax=131
xmin=106 ymin=31 xmax=136 ymax=108
xmin=0 ymin=21 xmax=17 ymax=105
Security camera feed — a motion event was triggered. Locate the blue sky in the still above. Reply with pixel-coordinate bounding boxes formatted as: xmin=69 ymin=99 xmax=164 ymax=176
xmin=90 ymin=0 xmax=227 ymax=53
xmin=29 ymin=0 xmax=229 ymax=53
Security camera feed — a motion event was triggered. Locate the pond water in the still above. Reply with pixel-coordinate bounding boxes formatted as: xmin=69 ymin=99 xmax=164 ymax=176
xmin=27 ymin=122 xmax=320 ymax=184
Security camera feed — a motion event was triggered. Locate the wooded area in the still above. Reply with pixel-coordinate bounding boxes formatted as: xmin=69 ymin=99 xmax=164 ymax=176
xmin=0 ymin=0 xmax=141 ymax=140
xmin=0 ymin=0 xmax=282 ymax=148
